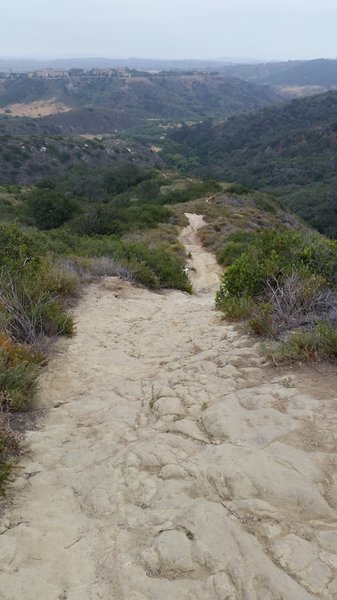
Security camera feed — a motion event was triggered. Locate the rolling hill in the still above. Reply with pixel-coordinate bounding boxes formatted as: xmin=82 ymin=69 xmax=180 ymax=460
xmin=0 ymin=74 xmax=282 ymax=123
xmin=163 ymin=91 xmax=337 ymax=236
xmin=218 ymin=59 xmax=337 ymax=90
xmin=0 ymin=136 xmax=162 ymax=185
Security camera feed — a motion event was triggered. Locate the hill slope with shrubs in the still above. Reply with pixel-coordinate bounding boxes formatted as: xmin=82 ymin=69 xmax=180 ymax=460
xmin=0 ymin=135 xmax=162 ymax=185
xmin=163 ymin=91 xmax=337 ymax=237
xmin=0 ymin=74 xmax=282 ymax=121
xmin=218 ymin=58 xmax=337 ymax=90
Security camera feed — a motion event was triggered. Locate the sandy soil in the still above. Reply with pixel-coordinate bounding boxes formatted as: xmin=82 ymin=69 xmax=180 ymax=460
xmin=0 ymin=99 xmax=71 ymax=118
xmin=0 ymin=214 xmax=337 ymax=599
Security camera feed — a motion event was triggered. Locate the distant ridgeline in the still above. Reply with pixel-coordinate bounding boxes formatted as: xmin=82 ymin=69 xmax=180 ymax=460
xmin=0 ymin=73 xmax=282 ymax=119
xmin=1 ymin=57 xmax=337 ymax=89
xmin=0 ymin=71 xmax=283 ymax=185
xmin=163 ymin=90 xmax=337 ymax=238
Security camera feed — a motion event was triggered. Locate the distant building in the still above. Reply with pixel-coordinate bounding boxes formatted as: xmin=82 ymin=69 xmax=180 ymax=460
xmin=27 ymin=69 xmax=69 ymax=79
xmin=88 ymin=68 xmax=117 ymax=77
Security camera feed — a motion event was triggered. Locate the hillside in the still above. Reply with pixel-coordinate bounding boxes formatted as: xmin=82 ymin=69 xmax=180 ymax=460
xmin=218 ymin=59 xmax=337 ymax=91
xmin=0 ymin=136 xmax=162 ymax=185
xmin=164 ymin=91 xmax=337 ymax=237
xmin=0 ymin=107 xmax=139 ymax=136
xmin=0 ymin=74 xmax=282 ymax=122
xmin=1 ymin=58 xmax=337 ymax=91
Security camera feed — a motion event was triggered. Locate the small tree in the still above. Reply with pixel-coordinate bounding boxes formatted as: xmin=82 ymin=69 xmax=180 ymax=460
xmin=25 ymin=190 xmax=77 ymax=230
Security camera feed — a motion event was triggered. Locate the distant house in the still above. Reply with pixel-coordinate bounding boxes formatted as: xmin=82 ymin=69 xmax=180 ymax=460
xmin=0 ymin=71 xmax=26 ymax=79
xmin=88 ymin=68 xmax=117 ymax=77
xmin=27 ymin=69 xmax=69 ymax=79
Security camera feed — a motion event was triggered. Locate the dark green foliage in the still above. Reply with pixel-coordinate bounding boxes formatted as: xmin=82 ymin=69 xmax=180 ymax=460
xmin=218 ymin=228 xmax=337 ymax=299
xmin=0 ymin=74 xmax=282 ymax=139
xmin=164 ymin=91 xmax=337 ymax=236
xmin=115 ymin=242 xmax=192 ymax=292
xmin=216 ymin=231 xmax=255 ymax=266
xmin=162 ymin=179 xmax=222 ymax=204
xmin=25 ymin=189 xmax=77 ymax=230
xmin=0 ymin=222 xmax=40 ymax=272
xmin=0 ymin=78 xmax=46 ymax=107
xmin=102 ymin=164 xmax=153 ymax=194
xmin=0 ymin=135 xmax=161 ymax=186
xmin=224 ymin=183 xmax=252 ymax=195
xmin=136 ymin=178 xmax=161 ymax=200
xmin=216 ymin=227 xmax=337 ymax=360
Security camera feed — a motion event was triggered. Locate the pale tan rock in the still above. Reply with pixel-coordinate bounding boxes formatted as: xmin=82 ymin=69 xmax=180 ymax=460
xmin=272 ymin=534 xmax=332 ymax=594
xmin=143 ymin=530 xmax=194 ymax=573
xmin=155 ymin=396 xmax=183 ymax=416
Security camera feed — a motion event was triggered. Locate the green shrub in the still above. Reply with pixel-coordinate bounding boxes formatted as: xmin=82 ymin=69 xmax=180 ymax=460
xmin=38 ymin=260 xmax=80 ymax=296
xmin=0 ymin=333 xmax=42 ymax=410
xmin=218 ymin=228 xmax=337 ymax=300
xmin=0 ymin=222 xmax=40 ymax=273
xmin=25 ymin=190 xmax=77 ymax=230
xmin=162 ymin=179 xmax=221 ymax=204
xmin=270 ymin=321 xmax=337 ymax=362
xmin=216 ymin=227 xmax=337 ymax=349
xmin=225 ymin=183 xmax=251 ymax=195
xmin=0 ymin=417 xmax=20 ymax=493
xmin=215 ymin=294 xmax=255 ymax=321
xmin=0 ymin=271 xmax=74 ymax=343
xmin=38 ymin=300 xmax=74 ymax=337
xmin=132 ymin=262 xmax=160 ymax=289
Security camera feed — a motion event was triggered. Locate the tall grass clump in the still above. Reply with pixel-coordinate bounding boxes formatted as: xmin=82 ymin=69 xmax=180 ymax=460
xmin=0 ymin=413 xmax=20 ymax=493
xmin=0 ymin=223 xmax=76 ymax=344
xmin=0 ymin=223 xmax=77 ymax=489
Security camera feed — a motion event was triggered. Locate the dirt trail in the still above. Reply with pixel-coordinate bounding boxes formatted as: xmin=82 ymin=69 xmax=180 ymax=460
xmin=1 ymin=214 xmax=337 ymax=599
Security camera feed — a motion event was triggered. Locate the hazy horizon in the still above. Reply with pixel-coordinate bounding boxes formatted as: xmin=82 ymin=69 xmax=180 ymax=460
xmin=2 ymin=0 xmax=337 ymax=62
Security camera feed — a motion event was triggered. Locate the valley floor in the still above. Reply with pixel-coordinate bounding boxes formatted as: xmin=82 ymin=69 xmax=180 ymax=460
xmin=0 ymin=215 xmax=337 ymax=599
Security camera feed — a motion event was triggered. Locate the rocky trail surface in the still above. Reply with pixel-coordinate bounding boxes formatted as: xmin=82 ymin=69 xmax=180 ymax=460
xmin=1 ymin=214 xmax=337 ymax=599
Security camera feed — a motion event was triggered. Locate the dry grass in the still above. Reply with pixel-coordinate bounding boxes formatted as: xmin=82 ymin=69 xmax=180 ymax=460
xmin=0 ymin=411 xmax=21 ymax=493
xmin=0 ymin=99 xmax=71 ymax=118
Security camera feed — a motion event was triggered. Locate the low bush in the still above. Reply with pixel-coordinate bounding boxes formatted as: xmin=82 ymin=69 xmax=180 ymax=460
xmin=0 ymin=271 xmax=74 ymax=344
xmin=115 ymin=242 xmax=192 ymax=292
xmin=0 ymin=222 xmax=40 ymax=273
xmin=270 ymin=321 xmax=337 ymax=362
xmin=0 ymin=415 xmax=20 ymax=493
xmin=38 ymin=259 xmax=80 ymax=297
xmin=216 ymin=227 xmax=337 ymax=360
xmin=25 ymin=189 xmax=77 ymax=230
xmin=215 ymin=292 xmax=255 ymax=321
xmin=224 ymin=183 xmax=252 ymax=195
xmin=162 ymin=179 xmax=222 ymax=204
xmin=248 ymin=302 xmax=274 ymax=337
xmin=0 ymin=333 xmax=42 ymax=411
xmin=216 ymin=230 xmax=255 ymax=266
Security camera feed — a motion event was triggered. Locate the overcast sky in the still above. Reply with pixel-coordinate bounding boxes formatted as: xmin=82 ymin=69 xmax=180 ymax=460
xmin=2 ymin=0 xmax=337 ymax=61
